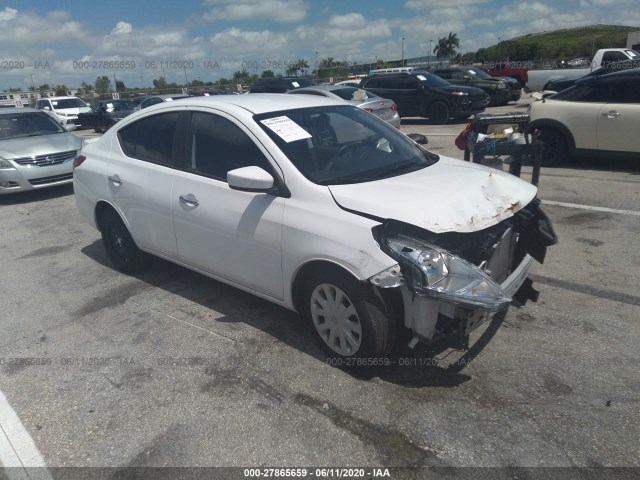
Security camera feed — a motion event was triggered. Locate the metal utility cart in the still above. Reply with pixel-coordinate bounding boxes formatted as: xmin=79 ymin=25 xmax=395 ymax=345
xmin=462 ymin=112 xmax=542 ymax=186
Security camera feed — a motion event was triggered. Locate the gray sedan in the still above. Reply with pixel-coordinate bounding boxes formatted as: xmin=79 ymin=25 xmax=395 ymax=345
xmin=286 ymin=85 xmax=401 ymax=129
xmin=0 ymin=107 xmax=82 ymax=194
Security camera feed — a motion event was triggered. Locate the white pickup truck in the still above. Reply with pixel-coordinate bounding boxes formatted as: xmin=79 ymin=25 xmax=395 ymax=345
xmin=527 ymin=48 xmax=640 ymax=92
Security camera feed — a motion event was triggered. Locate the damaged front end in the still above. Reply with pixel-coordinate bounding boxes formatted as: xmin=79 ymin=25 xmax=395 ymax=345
xmin=371 ymin=198 xmax=557 ymax=348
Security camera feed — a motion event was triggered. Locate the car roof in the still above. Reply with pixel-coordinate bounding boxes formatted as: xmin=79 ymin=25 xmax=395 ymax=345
xmin=148 ymin=94 xmax=189 ymax=99
xmin=578 ymin=67 xmax=640 ymax=84
xmin=146 ymin=93 xmax=345 ymax=115
xmin=0 ymin=107 xmax=41 ymax=115
xmin=44 ymin=96 xmax=81 ymax=100
xmin=292 ymin=85 xmax=349 ymax=92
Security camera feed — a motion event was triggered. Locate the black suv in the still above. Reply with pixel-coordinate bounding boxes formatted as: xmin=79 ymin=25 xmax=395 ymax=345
xmin=430 ymin=67 xmax=511 ymax=106
xmin=359 ymin=71 xmax=489 ymax=124
xmin=249 ymin=77 xmax=317 ymax=93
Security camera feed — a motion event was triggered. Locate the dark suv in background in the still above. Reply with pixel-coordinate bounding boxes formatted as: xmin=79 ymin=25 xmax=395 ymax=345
xmin=249 ymin=77 xmax=317 ymax=93
xmin=359 ymin=71 xmax=489 ymax=124
xmin=430 ymin=67 xmax=511 ymax=106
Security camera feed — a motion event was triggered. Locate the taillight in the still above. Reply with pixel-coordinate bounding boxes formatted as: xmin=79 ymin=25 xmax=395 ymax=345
xmin=72 ymin=155 xmax=86 ymax=170
xmin=390 ymin=104 xmax=397 ymax=111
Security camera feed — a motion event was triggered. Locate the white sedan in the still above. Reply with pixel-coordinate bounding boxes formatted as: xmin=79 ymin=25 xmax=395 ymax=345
xmin=73 ymin=94 xmax=556 ymax=361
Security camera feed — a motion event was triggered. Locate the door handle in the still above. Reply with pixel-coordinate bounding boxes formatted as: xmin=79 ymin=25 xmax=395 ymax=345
xmin=108 ymin=174 xmax=123 ymax=186
xmin=601 ymin=110 xmax=621 ymax=118
xmin=179 ymin=194 xmax=200 ymax=207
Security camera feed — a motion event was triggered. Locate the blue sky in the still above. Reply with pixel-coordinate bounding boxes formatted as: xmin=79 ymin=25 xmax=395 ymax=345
xmin=1 ymin=0 xmax=639 ymax=90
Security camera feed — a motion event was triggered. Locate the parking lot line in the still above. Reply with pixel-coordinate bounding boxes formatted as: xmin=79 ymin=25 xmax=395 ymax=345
xmin=542 ymin=200 xmax=640 ymax=217
xmin=0 ymin=390 xmax=53 ymax=480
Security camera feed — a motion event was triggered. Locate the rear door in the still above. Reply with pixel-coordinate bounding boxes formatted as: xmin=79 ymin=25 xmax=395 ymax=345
xmin=396 ymin=75 xmax=427 ymax=117
xmin=107 ymin=110 xmax=186 ymax=258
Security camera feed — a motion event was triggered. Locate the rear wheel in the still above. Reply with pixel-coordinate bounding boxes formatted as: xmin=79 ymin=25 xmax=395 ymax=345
xmin=302 ymin=267 xmax=395 ymax=362
xmin=100 ymin=209 xmax=147 ymax=273
xmin=428 ymin=102 xmax=450 ymax=125
xmin=538 ymin=128 xmax=568 ymax=166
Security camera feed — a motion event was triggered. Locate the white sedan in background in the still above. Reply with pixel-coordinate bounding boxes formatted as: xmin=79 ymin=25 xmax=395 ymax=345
xmin=286 ymin=85 xmax=401 ymax=129
xmin=73 ymin=94 xmax=556 ymax=362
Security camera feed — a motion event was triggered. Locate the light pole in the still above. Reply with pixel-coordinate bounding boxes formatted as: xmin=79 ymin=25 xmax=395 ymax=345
xmin=315 ymin=51 xmax=318 ymax=72
xmin=429 ymin=39 xmax=433 ymax=67
xmin=497 ymin=37 xmax=501 ymax=60
xmin=401 ymin=37 xmax=406 ymax=67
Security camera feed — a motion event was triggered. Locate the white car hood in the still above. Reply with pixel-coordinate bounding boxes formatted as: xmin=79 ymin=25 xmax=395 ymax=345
xmin=328 ymin=156 xmax=538 ymax=233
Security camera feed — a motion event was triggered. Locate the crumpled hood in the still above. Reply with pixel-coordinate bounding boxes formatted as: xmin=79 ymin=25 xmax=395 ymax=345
xmin=328 ymin=155 xmax=538 ymax=233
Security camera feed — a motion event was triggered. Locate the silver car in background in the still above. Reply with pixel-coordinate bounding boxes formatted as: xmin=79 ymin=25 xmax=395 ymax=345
xmin=0 ymin=108 xmax=82 ymax=194
xmin=286 ymin=85 xmax=401 ymax=129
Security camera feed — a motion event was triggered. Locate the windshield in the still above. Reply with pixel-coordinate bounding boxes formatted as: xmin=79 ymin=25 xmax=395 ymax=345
xmin=255 ymin=105 xmax=438 ymax=185
xmin=414 ymin=72 xmax=451 ymax=87
xmin=468 ymin=67 xmax=492 ymax=79
xmin=94 ymin=100 xmax=137 ymax=111
xmin=0 ymin=112 xmax=65 ymax=139
xmin=52 ymin=98 xmax=87 ymax=109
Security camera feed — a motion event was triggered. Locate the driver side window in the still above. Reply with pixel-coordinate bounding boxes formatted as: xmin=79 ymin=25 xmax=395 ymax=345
xmin=187 ymin=112 xmax=273 ymax=181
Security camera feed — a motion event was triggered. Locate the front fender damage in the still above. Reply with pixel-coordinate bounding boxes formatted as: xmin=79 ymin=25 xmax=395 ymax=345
xmin=369 ymin=198 xmax=557 ymax=347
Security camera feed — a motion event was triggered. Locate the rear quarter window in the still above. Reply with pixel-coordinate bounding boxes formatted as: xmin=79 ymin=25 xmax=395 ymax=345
xmin=118 ymin=112 xmax=182 ymax=166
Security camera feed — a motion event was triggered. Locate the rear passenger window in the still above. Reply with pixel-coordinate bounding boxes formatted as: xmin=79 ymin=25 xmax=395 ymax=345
xmin=118 ymin=112 xmax=181 ymax=166
xmin=187 ymin=112 xmax=273 ymax=181
xmin=397 ymin=76 xmax=419 ymax=89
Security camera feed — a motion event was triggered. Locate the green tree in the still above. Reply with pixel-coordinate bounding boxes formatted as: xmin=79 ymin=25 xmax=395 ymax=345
xmin=434 ymin=32 xmax=460 ymax=60
xmin=54 ymin=85 xmax=68 ymax=96
xmin=232 ymin=70 xmax=250 ymax=82
xmin=115 ymin=80 xmax=126 ymax=91
xmin=152 ymin=77 xmax=167 ymax=89
xmin=261 ymin=69 xmax=275 ymax=78
xmin=94 ymin=76 xmax=112 ymax=94
xmin=81 ymin=81 xmax=94 ymax=92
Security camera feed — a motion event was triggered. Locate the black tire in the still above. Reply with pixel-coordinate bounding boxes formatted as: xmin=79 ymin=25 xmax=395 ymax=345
xmin=100 ymin=209 xmax=147 ymax=273
xmin=428 ymin=102 xmax=450 ymax=125
xmin=538 ymin=128 xmax=568 ymax=166
xmin=302 ymin=267 xmax=395 ymax=361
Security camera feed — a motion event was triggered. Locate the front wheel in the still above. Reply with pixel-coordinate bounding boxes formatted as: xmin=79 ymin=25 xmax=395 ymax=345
xmin=100 ymin=209 xmax=147 ymax=273
xmin=302 ymin=268 xmax=395 ymax=361
xmin=428 ymin=102 xmax=450 ymax=125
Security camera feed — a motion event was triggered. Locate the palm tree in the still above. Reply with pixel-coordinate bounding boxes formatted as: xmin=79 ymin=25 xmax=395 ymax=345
xmin=434 ymin=32 xmax=461 ymax=60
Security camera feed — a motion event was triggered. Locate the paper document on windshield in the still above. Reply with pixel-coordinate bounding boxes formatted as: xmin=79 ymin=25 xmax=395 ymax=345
xmin=261 ymin=116 xmax=312 ymax=143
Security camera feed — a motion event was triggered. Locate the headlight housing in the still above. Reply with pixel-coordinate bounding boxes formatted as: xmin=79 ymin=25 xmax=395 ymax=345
xmin=497 ymin=81 xmax=507 ymax=89
xmin=383 ymin=234 xmax=511 ymax=311
xmin=450 ymin=91 xmax=469 ymax=96
xmin=0 ymin=158 xmax=16 ymax=170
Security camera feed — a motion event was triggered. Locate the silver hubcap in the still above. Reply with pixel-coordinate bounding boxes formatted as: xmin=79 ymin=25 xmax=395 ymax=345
xmin=310 ymin=284 xmax=362 ymax=356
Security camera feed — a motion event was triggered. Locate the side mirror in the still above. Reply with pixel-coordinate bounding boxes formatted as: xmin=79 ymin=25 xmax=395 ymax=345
xmin=227 ymin=166 xmax=275 ymax=192
xmin=406 ymin=133 xmax=428 ymax=145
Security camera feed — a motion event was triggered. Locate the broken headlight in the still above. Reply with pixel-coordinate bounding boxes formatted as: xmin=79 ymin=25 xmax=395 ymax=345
xmin=383 ymin=234 xmax=511 ymax=311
